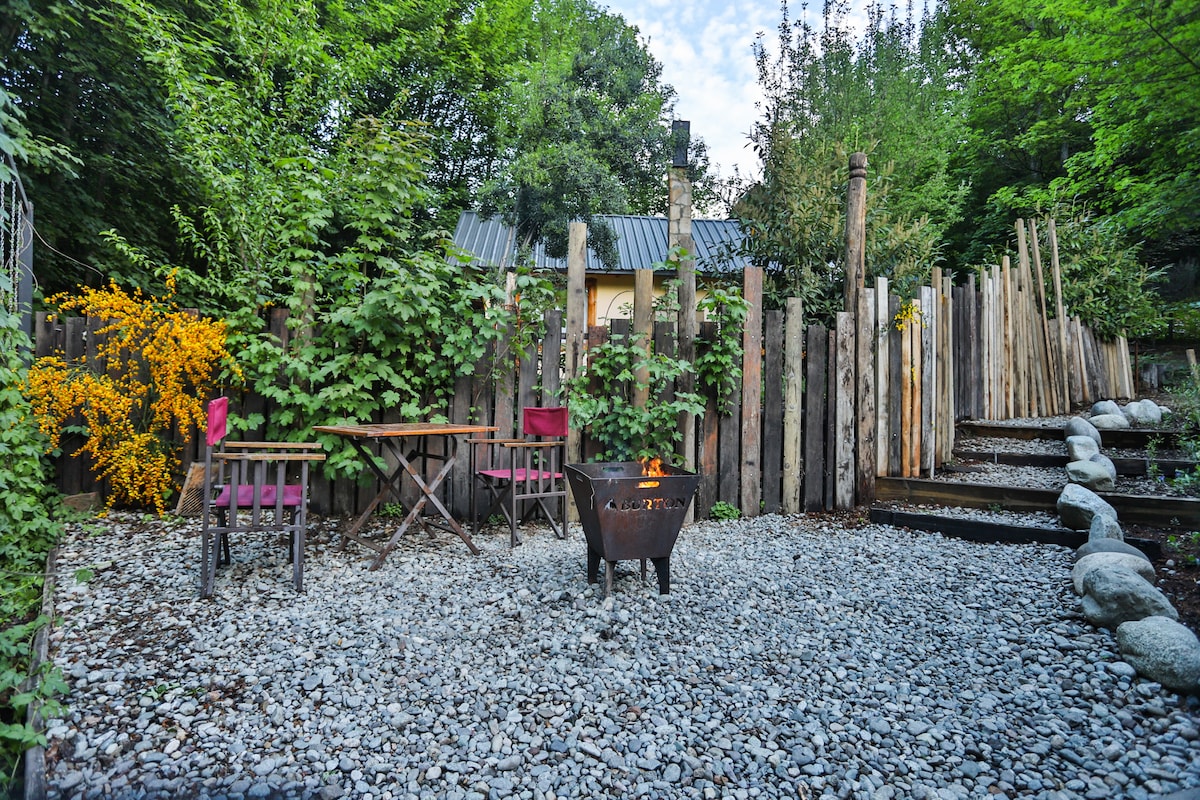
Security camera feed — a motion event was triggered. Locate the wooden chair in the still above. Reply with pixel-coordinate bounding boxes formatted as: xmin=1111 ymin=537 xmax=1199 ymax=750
xmin=200 ymin=397 xmax=325 ymax=598
xmin=470 ymin=407 xmax=569 ymax=546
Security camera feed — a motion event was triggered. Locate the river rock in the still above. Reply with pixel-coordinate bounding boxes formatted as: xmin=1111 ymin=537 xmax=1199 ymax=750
xmin=1067 ymin=459 xmax=1116 ymax=492
xmin=1076 ymin=537 xmax=1146 ymax=562
xmin=1090 ymin=413 xmax=1131 ymax=430
xmin=1090 ymin=453 xmax=1118 ymax=481
xmin=1072 ymin=552 xmax=1155 ymax=595
xmin=1081 ymin=566 xmax=1178 ymax=629
xmin=1124 ymin=400 xmax=1163 ymax=426
xmin=1088 ymin=513 xmax=1125 ymax=543
xmin=1057 ymin=483 xmax=1118 ymax=531
xmin=1066 ymin=435 xmax=1101 ymax=461
xmin=1090 ymin=400 xmax=1123 ymax=417
xmin=1116 ymin=616 xmax=1200 ymax=694
xmin=1065 ymin=416 xmax=1103 ymax=446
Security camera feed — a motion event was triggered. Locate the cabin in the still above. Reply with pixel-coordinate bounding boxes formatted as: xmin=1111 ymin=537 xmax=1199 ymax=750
xmin=451 ymin=211 xmax=750 ymax=327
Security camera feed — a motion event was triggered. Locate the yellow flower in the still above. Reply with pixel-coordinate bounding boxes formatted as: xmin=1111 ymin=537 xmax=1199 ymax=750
xmin=24 ymin=280 xmax=241 ymax=514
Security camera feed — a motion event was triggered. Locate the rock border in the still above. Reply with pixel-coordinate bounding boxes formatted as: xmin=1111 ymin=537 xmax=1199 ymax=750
xmin=1059 ymin=401 xmax=1200 ymax=694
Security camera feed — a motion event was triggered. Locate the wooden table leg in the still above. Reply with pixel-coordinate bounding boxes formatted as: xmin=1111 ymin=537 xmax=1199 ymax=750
xmin=367 ymin=435 xmax=480 ymax=568
xmin=338 ymin=439 xmax=409 ymax=552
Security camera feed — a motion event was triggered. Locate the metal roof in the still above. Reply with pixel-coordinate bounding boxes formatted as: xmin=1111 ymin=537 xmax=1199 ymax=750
xmin=450 ymin=211 xmax=749 ymax=274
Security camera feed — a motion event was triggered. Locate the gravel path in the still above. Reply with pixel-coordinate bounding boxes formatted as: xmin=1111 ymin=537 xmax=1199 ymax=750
xmin=44 ymin=512 xmax=1200 ymax=800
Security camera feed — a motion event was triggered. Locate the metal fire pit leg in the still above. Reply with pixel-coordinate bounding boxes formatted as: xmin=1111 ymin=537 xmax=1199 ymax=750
xmin=651 ymin=557 xmax=670 ymax=594
xmin=605 ymin=561 xmax=616 ymax=597
xmin=587 ymin=548 xmax=601 ymax=585
xmin=639 ymin=559 xmax=647 ymax=583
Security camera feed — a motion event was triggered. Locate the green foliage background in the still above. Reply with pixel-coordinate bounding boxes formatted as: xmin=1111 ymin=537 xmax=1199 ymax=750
xmin=0 ymin=310 xmax=64 ymax=791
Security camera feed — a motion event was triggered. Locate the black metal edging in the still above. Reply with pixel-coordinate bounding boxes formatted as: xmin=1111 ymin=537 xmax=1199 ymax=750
xmin=869 ymin=507 xmax=1162 ymax=559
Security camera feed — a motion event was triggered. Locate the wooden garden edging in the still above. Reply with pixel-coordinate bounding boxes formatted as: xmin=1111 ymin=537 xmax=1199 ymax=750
xmin=876 ymin=476 xmax=1200 ymax=529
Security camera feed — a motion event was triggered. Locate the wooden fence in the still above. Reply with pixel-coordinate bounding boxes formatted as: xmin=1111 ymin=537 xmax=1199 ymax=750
xmin=34 ymin=223 xmax=1135 ymax=519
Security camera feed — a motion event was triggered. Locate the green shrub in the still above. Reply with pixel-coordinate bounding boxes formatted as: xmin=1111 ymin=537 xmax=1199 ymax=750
xmin=564 ymin=336 xmax=705 ymax=464
xmin=709 ymin=500 xmax=741 ymax=521
xmin=0 ymin=308 xmax=65 ymax=790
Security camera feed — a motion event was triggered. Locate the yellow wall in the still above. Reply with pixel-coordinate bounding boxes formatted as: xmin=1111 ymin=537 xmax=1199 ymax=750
xmin=591 ymin=275 xmax=710 ymax=327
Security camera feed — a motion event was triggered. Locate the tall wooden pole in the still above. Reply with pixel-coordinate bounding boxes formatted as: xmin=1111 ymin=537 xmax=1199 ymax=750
xmin=670 ymin=121 xmax=697 ymax=473
xmin=740 ymin=264 xmax=763 ymax=516
xmin=632 ymin=265 xmax=654 ymax=409
xmin=566 ymin=222 xmax=588 ymax=482
xmin=1048 ymin=219 xmax=1071 ymax=410
xmin=844 ymin=153 xmax=868 ymax=315
xmin=844 ymin=152 xmax=869 ymax=503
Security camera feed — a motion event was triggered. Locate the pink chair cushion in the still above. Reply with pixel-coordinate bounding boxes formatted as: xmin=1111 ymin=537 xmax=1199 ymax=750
xmin=206 ymin=397 xmax=229 ymax=447
xmin=523 ymin=407 xmax=568 ymax=437
xmin=478 ymin=468 xmax=562 ymax=483
xmin=215 ymin=484 xmax=303 ymax=508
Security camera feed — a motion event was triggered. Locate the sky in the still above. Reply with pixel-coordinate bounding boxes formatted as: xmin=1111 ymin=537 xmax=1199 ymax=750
xmin=600 ymin=0 xmax=870 ymax=185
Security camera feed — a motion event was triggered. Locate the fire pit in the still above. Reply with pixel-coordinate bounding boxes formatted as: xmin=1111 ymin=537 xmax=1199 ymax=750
xmin=565 ymin=460 xmax=700 ymax=596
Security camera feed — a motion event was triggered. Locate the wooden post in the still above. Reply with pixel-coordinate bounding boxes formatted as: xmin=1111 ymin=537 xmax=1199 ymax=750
xmin=804 ymin=324 xmax=827 ymax=512
xmin=835 ymin=312 xmax=856 ymax=508
xmin=1002 ymin=257 xmax=1014 ymax=418
xmin=565 ymin=222 xmax=587 ymax=514
xmin=844 ymin=152 xmax=868 ymax=315
xmin=920 ymin=285 xmax=934 ymax=476
xmin=1029 ymin=219 xmax=1060 ymax=413
xmin=1048 ymin=219 xmax=1070 ymax=410
xmin=740 ymin=264 xmax=764 ymax=516
xmin=888 ymin=294 xmax=902 ymax=475
xmin=782 ymin=298 xmax=804 ymax=514
xmin=763 ymin=310 xmax=784 ymax=515
xmin=856 ymin=289 xmax=876 ymax=501
xmin=874 ymin=278 xmax=890 ymax=476
xmin=670 ymin=166 xmax=697 ymax=475
xmin=632 ymin=265 xmax=654 ymax=409
xmin=941 ymin=274 xmax=955 ymax=463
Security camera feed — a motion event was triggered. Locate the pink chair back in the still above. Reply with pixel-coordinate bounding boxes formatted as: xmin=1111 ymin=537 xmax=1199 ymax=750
xmin=206 ymin=397 xmax=229 ymax=448
xmin=523 ymin=407 xmax=568 ymax=437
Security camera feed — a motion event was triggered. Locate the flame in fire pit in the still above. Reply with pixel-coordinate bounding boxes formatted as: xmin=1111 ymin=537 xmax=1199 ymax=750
xmin=637 ymin=456 xmax=666 ymax=488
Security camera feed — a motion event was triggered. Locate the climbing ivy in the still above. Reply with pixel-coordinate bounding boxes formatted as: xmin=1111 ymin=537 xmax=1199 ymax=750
xmin=0 ymin=309 xmax=65 ymax=791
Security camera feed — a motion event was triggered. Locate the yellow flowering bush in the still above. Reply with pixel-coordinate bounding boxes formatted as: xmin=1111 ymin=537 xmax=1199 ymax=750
xmin=24 ymin=277 xmax=239 ymax=512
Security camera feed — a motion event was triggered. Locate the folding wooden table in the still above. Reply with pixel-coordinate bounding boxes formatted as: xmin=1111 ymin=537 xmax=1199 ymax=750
xmin=313 ymin=422 xmax=497 ymax=569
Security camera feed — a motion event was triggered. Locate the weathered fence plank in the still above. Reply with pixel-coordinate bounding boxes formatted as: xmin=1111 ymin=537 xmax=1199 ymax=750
xmin=782 ymin=299 xmax=804 ymax=513
xmin=804 ymin=324 xmax=827 ymax=512
xmin=740 ymin=265 xmax=764 ymax=516
xmin=834 ymin=311 xmax=855 ymax=509
xmin=763 ymin=310 xmax=784 ymax=515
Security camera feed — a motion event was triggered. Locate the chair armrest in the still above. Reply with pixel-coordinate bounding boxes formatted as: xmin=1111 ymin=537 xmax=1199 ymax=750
xmin=214 ymin=452 xmax=326 ymax=462
xmin=468 ymin=437 xmax=524 ymax=445
xmin=501 ymin=440 xmax=565 ymax=449
xmin=226 ymin=441 xmax=324 ymax=450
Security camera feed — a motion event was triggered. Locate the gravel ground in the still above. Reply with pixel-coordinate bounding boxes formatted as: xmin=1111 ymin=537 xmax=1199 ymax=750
xmin=936 ymin=459 xmax=1191 ymax=498
xmin=42 ymin=511 xmax=1200 ymax=800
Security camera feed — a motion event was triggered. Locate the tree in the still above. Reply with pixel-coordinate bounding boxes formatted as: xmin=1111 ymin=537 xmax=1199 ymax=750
xmin=95 ymin=0 xmax=529 ymax=472
xmin=737 ymin=0 xmax=955 ymax=319
xmin=478 ymin=0 xmax=687 ymax=267
xmin=2 ymin=0 xmax=191 ymax=294
xmin=945 ymin=0 xmax=1200 ymax=270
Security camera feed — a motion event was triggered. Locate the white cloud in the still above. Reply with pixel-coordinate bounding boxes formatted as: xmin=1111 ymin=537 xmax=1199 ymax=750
xmin=603 ymin=0 xmax=780 ymax=181
xmin=602 ymin=0 xmax=873 ymax=187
